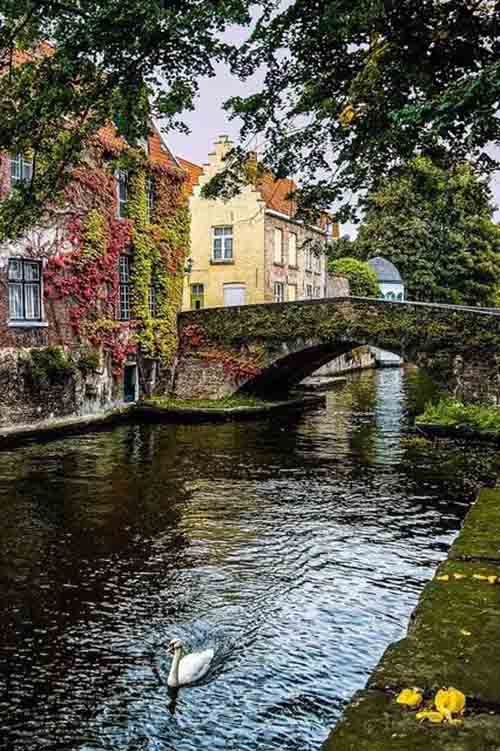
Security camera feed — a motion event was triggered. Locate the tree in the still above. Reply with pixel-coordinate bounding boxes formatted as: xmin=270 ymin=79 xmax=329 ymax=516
xmin=329 ymin=257 xmax=379 ymax=297
xmin=225 ymin=0 xmax=500 ymax=221
xmin=0 ymin=0 xmax=255 ymax=238
xmin=352 ymin=157 xmax=500 ymax=306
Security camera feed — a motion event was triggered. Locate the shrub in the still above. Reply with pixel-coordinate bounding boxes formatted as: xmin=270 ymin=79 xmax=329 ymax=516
xmin=26 ymin=346 xmax=75 ymax=388
xmin=328 ymin=257 xmax=379 ymax=297
xmin=417 ymin=398 xmax=500 ymax=436
xmin=77 ymin=347 xmax=100 ymax=372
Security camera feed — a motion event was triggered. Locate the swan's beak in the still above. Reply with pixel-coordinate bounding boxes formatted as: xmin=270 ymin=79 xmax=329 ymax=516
xmin=166 ymin=643 xmax=174 ymax=655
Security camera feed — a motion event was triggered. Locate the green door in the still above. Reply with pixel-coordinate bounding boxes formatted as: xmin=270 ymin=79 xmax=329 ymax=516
xmin=124 ymin=365 xmax=137 ymax=402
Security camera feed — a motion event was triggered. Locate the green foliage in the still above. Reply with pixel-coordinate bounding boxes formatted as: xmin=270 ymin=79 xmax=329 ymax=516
xmin=0 ymin=0 xmax=255 ymax=238
xmin=417 ymin=399 xmax=500 ymax=437
xmin=124 ymin=160 xmax=190 ymax=365
xmin=352 ymin=157 xmax=500 ymax=306
xmin=223 ymin=1 xmax=500 ymax=220
xmin=329 ymin=257 xmax=379 ymax=297
xmin=77 ymin=348 xmax=100 ymax=372
xmin=26 ymin=346 xmax=75 ymax=387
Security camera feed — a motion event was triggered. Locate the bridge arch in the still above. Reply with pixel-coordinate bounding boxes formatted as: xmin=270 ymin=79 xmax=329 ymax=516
xmin=237 ymin=340 xmax=402 ymax=396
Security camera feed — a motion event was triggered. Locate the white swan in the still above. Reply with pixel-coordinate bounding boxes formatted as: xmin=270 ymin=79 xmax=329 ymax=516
xmin=167 ymin=638 xmax=214 ymax=688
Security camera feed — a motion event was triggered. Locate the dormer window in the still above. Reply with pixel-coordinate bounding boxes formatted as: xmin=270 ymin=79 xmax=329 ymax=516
xmin=10 ymin=154 xmax=33 ymax=187
xmin=116 ymin=170 xmax=128 ymax=219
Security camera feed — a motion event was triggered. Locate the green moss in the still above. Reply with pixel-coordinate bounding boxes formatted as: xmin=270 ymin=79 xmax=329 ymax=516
xmin=144 ymin=394 xmax=271 ymax=410
xmin=417 ymin=399 xmax=500 ymax=436
xmin=323 ymin=688 xmax=500 ymax=751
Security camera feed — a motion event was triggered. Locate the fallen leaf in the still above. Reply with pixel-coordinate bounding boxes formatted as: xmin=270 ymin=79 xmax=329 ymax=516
xmin=487 ymin=575 xmax=498 ymax=584
xmin=396 ymin=688 xmax=423 ymax=708
xmin=416 ymin=710 xmax=445 ymax=723
xmin=435 ymin=687 xmax=466 ymax=721
xmin=460 ymin=629 xmax=472 ymax=636
xmin=436 ymin=575 xmax=449 ymax=582
xmin=453 ymin=573 xmax=467 ymax=580
xmin=473 ymin=574 xmax=488 ymax=581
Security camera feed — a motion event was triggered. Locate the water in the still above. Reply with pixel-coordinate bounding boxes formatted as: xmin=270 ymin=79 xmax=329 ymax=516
xmin=1 ymin=368 xmax=498 ymax=751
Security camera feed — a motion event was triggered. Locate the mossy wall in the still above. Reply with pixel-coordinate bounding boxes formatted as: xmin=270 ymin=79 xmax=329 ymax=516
xmin=175 ymin=298 xmax=500 ymax=400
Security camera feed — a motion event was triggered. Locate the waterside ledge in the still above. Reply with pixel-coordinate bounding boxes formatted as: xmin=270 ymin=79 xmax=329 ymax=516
xmin=322 ymin=486 xmax=500 ymax=751
xmin=417 ymin=422 xmax=500 ymax=444
xmin=0 ymin=394 xmax=326 ymax=448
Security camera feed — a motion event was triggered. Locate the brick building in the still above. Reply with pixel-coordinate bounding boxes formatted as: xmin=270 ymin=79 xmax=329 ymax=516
xmin=0 ymin=118 xmax=189 ymax=428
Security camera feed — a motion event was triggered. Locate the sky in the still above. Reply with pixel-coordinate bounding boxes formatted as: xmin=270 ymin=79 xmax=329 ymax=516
xmin=166 ymin=63 xmax=500 ymax=237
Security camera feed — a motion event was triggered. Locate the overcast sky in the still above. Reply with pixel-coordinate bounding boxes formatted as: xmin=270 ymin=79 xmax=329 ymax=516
xmin=166 ymin=63 xmax=500 ymax=237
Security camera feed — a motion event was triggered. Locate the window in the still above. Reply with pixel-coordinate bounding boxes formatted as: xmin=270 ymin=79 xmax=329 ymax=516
xmin=313 ymin=285 xmax=321 ymax=298
xmin=190 ymin=283 xmax=204 ymax=310
xmin=116 ymin=170 xmax=128 ymax=219
xmin=315 ymin=253 xmax=322 ymax=273
xmin=289 ymin=233 xmax=297 ymax=267
xmin=148 ymin=284 xmax=157 ymax=318
xmin=305 ymin=247 xmax=312 ymax=271
xmin=274 ymin=281 xmax=285 ymax=302
xmin=306 ymin=283 xmax=313 ymax=299
xmin=118 ymin=255 xmax=131 ymax=320
xmin=146 ymin=177 xmax=155 ymax=223
xmin=8 ymin=259 xmax=42 ymax=321
xmin=273 ymin=228 xmax=283 ymax=264
xmin=10 ymin=154 xmax=33 ymax=187
xmin=213 ymin=226 xmax=233 ymax=261
xmin=287 ymin=283 xmax=297 ymax=302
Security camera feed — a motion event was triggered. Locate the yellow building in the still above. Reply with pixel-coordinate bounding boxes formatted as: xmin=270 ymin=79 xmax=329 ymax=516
xmin=179 ymin=136 xmax=339 ymax=311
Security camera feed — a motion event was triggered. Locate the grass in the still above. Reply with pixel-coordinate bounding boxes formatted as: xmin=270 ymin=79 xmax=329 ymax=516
xmin=416 ymin=398 xmax=500 ymax=436
xmin=143 ymin=394 xmax=274 ymax=410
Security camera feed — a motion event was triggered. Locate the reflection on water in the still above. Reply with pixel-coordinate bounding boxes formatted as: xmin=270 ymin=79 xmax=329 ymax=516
xmin=0 ymin=368 xmax=498 ymax=751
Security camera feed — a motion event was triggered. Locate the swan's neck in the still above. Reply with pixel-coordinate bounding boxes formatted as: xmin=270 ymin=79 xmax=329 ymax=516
xmin=168 ymin=650 xmax=182 ymax=687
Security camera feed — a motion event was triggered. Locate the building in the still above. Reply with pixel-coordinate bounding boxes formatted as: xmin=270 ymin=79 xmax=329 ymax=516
xmin=0 ymin=51 xmax=190 ymax=428
xmin=179 ymin=136 xmax=339 ymax=310
xmin=367 ymin=256 xmax=405 ymax=301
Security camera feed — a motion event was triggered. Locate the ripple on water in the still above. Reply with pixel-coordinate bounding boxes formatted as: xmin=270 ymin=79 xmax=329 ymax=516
xmin=0 ymin=369 xmax=494 ymax=751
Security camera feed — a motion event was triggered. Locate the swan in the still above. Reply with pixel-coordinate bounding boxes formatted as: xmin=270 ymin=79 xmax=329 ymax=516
xmin=167 ymin=638 xmax=214 ymax=688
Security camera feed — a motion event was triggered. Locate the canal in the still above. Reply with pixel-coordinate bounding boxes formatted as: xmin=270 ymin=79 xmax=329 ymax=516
xmin=1 ymin=368 xmax=499 ymax=751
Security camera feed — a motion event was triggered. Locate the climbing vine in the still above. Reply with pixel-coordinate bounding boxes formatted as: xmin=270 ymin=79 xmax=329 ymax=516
xmin=40 ymin=134 xmax=190 ymax=378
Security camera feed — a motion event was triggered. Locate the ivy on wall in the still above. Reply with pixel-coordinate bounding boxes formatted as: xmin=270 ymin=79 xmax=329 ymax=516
xmin=37 ymin=138 xmax=190 ymax=377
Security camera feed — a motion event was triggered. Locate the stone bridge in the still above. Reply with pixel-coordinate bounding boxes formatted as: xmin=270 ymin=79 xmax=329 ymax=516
xmin=173 ymin=297 xmax=500 ymax=403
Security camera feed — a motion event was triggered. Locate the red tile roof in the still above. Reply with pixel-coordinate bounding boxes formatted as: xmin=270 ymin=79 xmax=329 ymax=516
xmin=97 ymin=123 xmax=177 ymax=168
xmin=177 ymin=157 xmax=204 ymax=194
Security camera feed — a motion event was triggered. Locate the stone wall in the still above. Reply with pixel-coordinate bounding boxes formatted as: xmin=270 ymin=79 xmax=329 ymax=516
xmin=0 ymin=346 xmax=123 ymax=428
xmin=311 ymin=345 xmax=376 ymax=378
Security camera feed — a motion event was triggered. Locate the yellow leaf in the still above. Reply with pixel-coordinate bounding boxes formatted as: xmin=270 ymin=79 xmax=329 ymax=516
xmin=453 ymin=573 xmax=467 ymax=580
xmin=339 ymin=104 xmax=356 ymax=127
xmin=436 ymin=575 xmax=449 ymax=582
xmin=416 ymin=710 xmax=445 ymax=723
xmin=487 ymin=575 xmax=498 ymax=584
xmin=473 ymin=574 xmax=488 ymax=581
xmin=460 ymin=629 xmax=472 ymax=636
xmin=435 ymin=687 xmax=466 ymax=720
xmin=396 ymin=688 xmax=423 ymax=708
